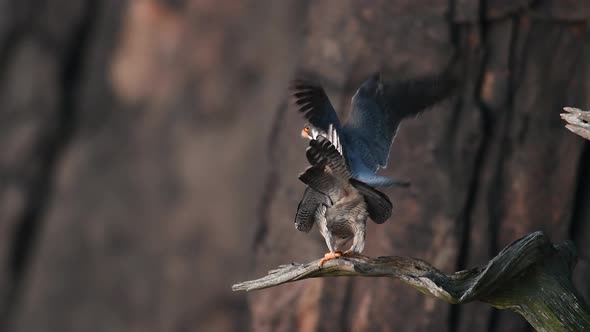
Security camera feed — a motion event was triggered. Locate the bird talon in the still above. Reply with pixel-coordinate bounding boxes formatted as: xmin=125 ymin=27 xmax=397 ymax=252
xmin=342 ymin=249 xmax=353 ymax=256
xmin=318 ymin=252 xmax=342 ymax=267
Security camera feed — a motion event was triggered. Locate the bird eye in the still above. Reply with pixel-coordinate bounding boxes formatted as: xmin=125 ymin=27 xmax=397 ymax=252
xmin=304 ymin=126 xmax=310 ymax=132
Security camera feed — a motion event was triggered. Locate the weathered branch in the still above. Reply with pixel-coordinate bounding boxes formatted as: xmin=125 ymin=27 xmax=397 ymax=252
xmin=234 ymin=232 xmax=590 ymax=331
xmin=561 ymin=107 xmax=590 ymax=141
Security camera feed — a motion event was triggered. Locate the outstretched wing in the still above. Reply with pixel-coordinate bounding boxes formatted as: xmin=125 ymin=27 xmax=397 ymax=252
xmin=298 ymin=136 xmax=351 ymax=203
xmin=305 ymin=136 xmax=350 ymax=179
xmin=349 ymin=178 xmax=392 ymax=224
xmin=344 ymin=71 xmax=457 ymax=172
xmin=294 ymin=187 xmax=328 ymax=233
xmin=292 ymin=80 xmax=342 ymax=132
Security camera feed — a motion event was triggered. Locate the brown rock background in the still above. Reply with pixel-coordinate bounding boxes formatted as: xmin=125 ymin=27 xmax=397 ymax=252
xmin=0 ymin=1 xmax=588 ymax=331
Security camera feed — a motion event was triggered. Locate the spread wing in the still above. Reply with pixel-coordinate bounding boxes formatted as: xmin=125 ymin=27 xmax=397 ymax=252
xmin=298 ymin=136 xmax=351 ymax=203
xmin=349 ymin=178 xmax=392 ymax=224
xmin=291 ymin=80 xmax=342 ymax=132
xmin=294 ymin=187 xmax=328 ymax=233
xmin=305 ymin=136 xmax=350 ymax=179
xmin=344 ymin=72 xmax=457 ymax=172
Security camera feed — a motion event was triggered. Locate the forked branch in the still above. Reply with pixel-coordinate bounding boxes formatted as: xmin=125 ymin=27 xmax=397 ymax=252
xmin=233 ymin=232 xmax=590 ymax=332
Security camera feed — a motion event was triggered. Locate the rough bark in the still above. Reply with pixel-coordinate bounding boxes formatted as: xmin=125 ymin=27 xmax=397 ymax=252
xmin=1 ymin=0 xmax=308 ymax=331
xmin=236 ymin=232 xmax=590 ymax=332
xmin=0 ymin=1 xmax=588 ymax=332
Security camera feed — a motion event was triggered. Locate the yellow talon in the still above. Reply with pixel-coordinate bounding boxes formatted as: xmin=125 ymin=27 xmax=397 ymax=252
xmin=318 ymin=251 xmax=342 ymax=267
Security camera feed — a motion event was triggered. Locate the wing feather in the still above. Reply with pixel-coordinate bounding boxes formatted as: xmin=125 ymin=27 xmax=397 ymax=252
xmin=349 ymin=178 xmax=392 ymax=224
xmin=299 ymin=137 xmax=351 ymax=203
xmin=294 ymin=187 xmax=328 ymax=233
xmin=344 ymin=71 xmax=457 ymax=171
xmin=291 ymin=80 xmax=342 ymax=131
xmin=305 ymin=136 xmax=350 ymax=180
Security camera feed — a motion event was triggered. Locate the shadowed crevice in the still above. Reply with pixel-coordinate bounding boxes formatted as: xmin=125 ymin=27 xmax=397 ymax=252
xmin=487 ymin=12 xmax=527 ymax=332
xmin=449 ymin=0 xmax=492 ymax=330
xmin=339 ymin=279 xmax=354 ymax=332
xmin=569 ymin=142 xmax=590 ymax=247
xmin=253 ymin=102 xmax=288 ymax=250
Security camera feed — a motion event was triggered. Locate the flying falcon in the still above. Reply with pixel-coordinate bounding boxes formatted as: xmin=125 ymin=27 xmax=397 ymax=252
xmin=292 ymin=71 xmax=456 ymax=187
xmin=296 ymin=136 xmax=392 ymax=266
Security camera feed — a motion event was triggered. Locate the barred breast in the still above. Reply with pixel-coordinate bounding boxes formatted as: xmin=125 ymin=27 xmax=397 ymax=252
xmin=325 ymin=193 xmax=368 ymax=251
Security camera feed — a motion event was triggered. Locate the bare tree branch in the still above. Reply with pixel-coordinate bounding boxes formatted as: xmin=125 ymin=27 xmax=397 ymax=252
xmin=234 ymin=231 xmax=590 ymax=331
xmin=561 ymin=107 xmax=590 ymax=141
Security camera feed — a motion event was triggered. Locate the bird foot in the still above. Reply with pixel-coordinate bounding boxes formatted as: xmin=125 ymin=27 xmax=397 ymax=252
xmin=342 ymin=249 xmax=354 ymax=256
xmin=318 ymin=251 xmax=342 ymax=267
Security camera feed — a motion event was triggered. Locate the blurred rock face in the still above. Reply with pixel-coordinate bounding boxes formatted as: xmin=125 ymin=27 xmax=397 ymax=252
xmin=0 ymin=1 xmax=588 ymax=332
xmin=1 ymin=0 xmax=307 ymax=331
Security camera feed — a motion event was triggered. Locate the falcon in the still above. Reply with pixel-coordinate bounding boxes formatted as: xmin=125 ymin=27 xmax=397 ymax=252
xmin=296 ymin=136 xmax=392 ymax=267
xmin=292 ymin=71 xmax=456 ymax=187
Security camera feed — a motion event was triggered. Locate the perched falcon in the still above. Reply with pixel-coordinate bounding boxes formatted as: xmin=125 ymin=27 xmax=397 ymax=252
xmin=292 ymin=71 xmax=456 ymax=187
xmin=296 ymin=136 xmax=392 ymax=266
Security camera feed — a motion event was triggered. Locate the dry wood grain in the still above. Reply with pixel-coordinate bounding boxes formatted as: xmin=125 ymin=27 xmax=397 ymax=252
xmin=235 ymin=231 xmax=590 ymax=332
xmin=562 ymin=107 xmax=590 ymax=141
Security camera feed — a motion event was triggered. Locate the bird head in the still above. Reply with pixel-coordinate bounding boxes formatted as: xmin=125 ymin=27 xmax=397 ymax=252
xmin=301 ymin=124 xmax=323 ymax=140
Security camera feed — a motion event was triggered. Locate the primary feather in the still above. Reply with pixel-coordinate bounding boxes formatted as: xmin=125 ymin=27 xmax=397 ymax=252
xmin=292 ymin=70 xmax=457 ymax=187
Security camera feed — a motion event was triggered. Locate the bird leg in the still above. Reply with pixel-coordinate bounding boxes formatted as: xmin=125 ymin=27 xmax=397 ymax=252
xmin=317 ymin=215 xmax=341 ymax=267
xmin=321 ymin=239 xmax=360 ymax=266
xmin=344 ymin=226 xmax=366 ymax=256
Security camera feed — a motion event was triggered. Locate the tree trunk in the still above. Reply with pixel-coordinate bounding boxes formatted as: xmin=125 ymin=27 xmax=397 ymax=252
xmin=0 ymin=1 xmax=588 ymax=332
